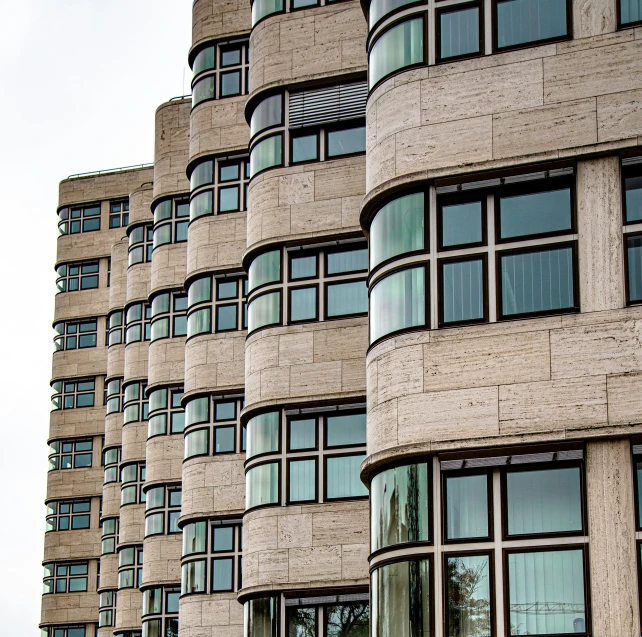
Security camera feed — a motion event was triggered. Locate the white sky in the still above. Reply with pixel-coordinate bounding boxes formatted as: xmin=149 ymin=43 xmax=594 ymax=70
xmin=0 ymin=2 xmax=192 ymax=633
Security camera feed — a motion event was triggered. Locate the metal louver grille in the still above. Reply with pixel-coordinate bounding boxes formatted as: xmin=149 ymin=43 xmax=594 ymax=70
xmin=440 ymin=448 xmax=583 ymax=471
xmin=289 ymin=81 xmax=368 ymax=129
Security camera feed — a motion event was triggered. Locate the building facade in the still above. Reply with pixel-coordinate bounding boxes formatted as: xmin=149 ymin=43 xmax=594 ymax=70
xmin=41 ymin=0 xmax=642 ymax=636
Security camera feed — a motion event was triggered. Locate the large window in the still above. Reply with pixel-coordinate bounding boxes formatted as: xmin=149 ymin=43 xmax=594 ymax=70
xmin=247 ymin=243 xmax=368 ymax=334
xmin=110 ymin=199 xmax=129 ymax=228
xmin=144 ymin=485 xmax=181 ymax=537
xmin=367 ymin=170 xmax=578 ymax=344
xmin=56 ymin=261 xmax=99 ymax=293
xmin=142 ymin=586 xmax=179 ymax=637
xmin=103 ymin=446 xmax=121 ymax=484
xmin=106 ymin=378 xmax=124 ymax=414
xmin=99 ymin=589 xmax=116 ymax=628
xmin=187 ymin=274 xmax=248 ymax=336
xmin=53 ymin=319 xmax=98 ymax=351
xmin=121 ymin=462 xmax=146 ymax=506
xmin=623 ymin=160 xmax=642 ymax=304
xmin=41 ymin=627 xmax=86 ymax=637
xmin=125 ymin=302 xmax=152 ymax=343
xmin=107 ymin=312 xmax=124 ymax=346
xmin=118 ymin=545 xmax=143 ymax=589
xmin=43 ymin=561 xmax=89 ymax=594
xmin=184 ymin=395 xmax=245 ymax=459
xmin=191 ymin=39 xmax=249 ymax=107
xmin=286 ymin=596 xmax=369 ymax=637
xmin=51 ymin=379 xmax=96 ymax=410
xmin=46 ymin=500 xmax=91 ymax=532
xmin=48 ymin=439 xmax=93 ymax=470
xmin=148 ymin=386 xmax=185 ymax=438
xmin=150 ymin=291 xmax=188 ymax=341
xmin=244 ymin=597 xmax=279 ymax=637
xmin=101 ymin=517 xmax=119 ymax=554
xmin=152 ymin=197 xmax=189 ymax=249
xmin=58 ymin=203 xmax=101 ymax=235
xmin=369 ymin=449 xmax=589 ymax=636
xmin=189 ymin=155 xmax=250 ymax=221
xmin=123 ymin=382 xmax=150 ymax=424
xmin=128 ymin=223 xmax=154 ymax=266
xmin=245 ymin=406 xmax=368 ymax=511
xmin=619 ymin=0 xmax=642 ymax=26
xmin=181 ymin=521 xmax=243 ymax=595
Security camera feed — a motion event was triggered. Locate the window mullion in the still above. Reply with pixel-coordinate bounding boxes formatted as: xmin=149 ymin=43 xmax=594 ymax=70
xmin=433 ymin=456 xmax=444 ymax=637
xmin=492 ymin=469 xmax=505 ymax=637
xmin=429 ymin=186 xmax=439 ymax=330
xmin=487 ymin=192 xmax=497 ymax=322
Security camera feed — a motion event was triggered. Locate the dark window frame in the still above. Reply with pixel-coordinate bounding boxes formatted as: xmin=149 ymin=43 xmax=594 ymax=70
xmin=435 ymin=0 xmax=484 ymax=63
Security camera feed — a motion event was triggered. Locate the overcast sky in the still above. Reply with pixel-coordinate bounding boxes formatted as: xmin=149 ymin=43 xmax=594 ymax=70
xmin=0 ymin=2 xmax=191 ymax=633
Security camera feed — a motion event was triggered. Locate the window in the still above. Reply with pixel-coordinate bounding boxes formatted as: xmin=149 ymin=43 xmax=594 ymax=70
xmin=110 ymin=200 xmax=129 ymax=228
xmin=247 ymin=243 xmax=368 ymax=334
xmin=152 ymin=197 xmax=189 ymax=249
xmin=53 ymin=319 xmax=98 ymax=351
xmin=58 ymin=203 xmax=101 ymax=235
xmin=103 ymin=446 xmax=121 ymax=484
xmin=150 ymin=292 xmax=188 ymax=341
xmin=142 ymin=586 xmax=179 ymax=637
xmin=101 ymin=517 xmax=119 ymax=554
xmin=107 ymin=311 xmax=125 ymax=346
xmin=99 ymin=590 xmax=116 ymax=627
xmin=121 ymin=463 xmax=146 ymax=506
xmin=128 ymin=223 xmax=154 ymax=266
xmin=56 ymin=261 xmax=99 ymax=293
xmin=51 ymin=379 xmax=96 ymax=410
xmin=41 ymin=627 xmax=86 ymax=637
xmin=148 ymin=387 xmax=185 ymax=437
xmin=105 ymin=378 xmax=124 ymax=414
xmin=43 ymin=561 xmax=89 ymax=594
xmin=286 ymin=597 xmax=369 ymax=636
xmin=184 ymin=395 xmax=245 ymax=459
xmin=619 ymin=0 xmax=642 ymax=26
xmin=191 ymin=39 xmax=249 ymax=106
xmin=437 ymin=2 xmax=482 ymax=62
xmin=245 ymin=406 xmax=368 ymax=511
xmin=244 ymin=597 xmax=279 ymax=637
xmin=125 ymin=303 xmax=152 ymax=343
xmin=189 ymin=156 xmax=250 ymax=221
xmin=48 ymin=439 xmax=93 ymax=470
xmin=187 ymin=274 xmax=248 ymax=336
xmin=367 ymin=170 xmax=578 ymax=344
xmin=181 ymin=521 xmax=243 ymax=595
xmin=118 ymin=545 xmax=143 ymax=589
xmin=123 ymin=382 xmax=150 ymax=424
xmin=45 ymin=500 xmax=91 ymax=532
xmin=251 ymin=0 xmax=284 ymax=24
xmin=248 ymin=83 xmax=367 ymax=177
xmin=145 ymin=485 xmax=181 ymax=537
xmin=369 ymin=449 xmax=589 ymax=636
xmin=623 ymin=160 xmax=642 ymax=304
xmin=495 ymin=0 xmax=569 ymax=50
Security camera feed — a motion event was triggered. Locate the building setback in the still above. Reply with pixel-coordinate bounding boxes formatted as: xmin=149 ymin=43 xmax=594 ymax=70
xmin=40 ymin=0 xmax=642 ymax=636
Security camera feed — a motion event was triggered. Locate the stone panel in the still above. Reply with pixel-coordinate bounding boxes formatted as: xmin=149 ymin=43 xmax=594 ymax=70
xmin=119 ymin=505 xmax=144 ymax=545
xmin=122 ymin=421 xmax=148 ymax=463
xmin=54 ymin=286 xmax=109 ymax=324
xmin=106 ymin=343 xmax=125 ymax=380
xmin=145 ymin=435 xmax=184 ymax=484
xmin=129 ymin=183 xmax=153 ymax=225
xmin=109 ymin=238 xmax=129 ymax=310
xmin=114 ymin=587 xmax=143 ymax=632
xmin=104 ymin=412 xmax=123 ymax=451
xmin=49 ymin=408 xmax=105 ymax=440
xmin=148 ymin=337 xmax=187 ymax=387
xmin=142 ymin=534 xmax=181 ymax=585
xmin=127 ymin=262 xmax=152 ymax=303
xmin=179 ymin=593 xmax=244 ymax=637
xmin=150 ymin=244 xmax=188 ymax=293
xmin=52 ymin=343 xmax=107 ymax=380
xmin=192 ymin=0 xmax=250 ymax=51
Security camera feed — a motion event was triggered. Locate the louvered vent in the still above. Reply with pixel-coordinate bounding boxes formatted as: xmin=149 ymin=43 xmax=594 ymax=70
xmin=289 ymin=81 xmax=368 ymax=129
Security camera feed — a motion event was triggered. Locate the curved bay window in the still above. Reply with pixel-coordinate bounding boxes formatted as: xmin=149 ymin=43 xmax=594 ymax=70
xmin=152 ymin=197 xmax=189 ymax=250
xmin=244 ymin=405 xmax=368 ymax=511
xmin=101 ymin=517 xmax=119 ymax=554
xmin=48 ymin=439 xmax=93 ymax=470
xmin=46 ymin=499 xmax=91 ymax=532
xmin=184 ymin=394 xmax=245 ymax=459
xmin=121 ymin=462 xmax=146 ymax=506
xmin=57 ymin=202 xmax=101 ymax=235
xmin=150 ymin=291 xmax=188 ymax=341
xmin=103 ymin=446 xmax=121 ymax=484
xmin=118 ymin=545 xmax=143 ymax=589
xmin=286 ymin=596 xmax=369 ymax=637
xmin=107 ymin=311 xmax=124 ymax=346
xmin=106 ymin=378 xmax=124 ymax=414
xmin=125 ymin=302 xmax=152 ymax=343
xmin=54 ymin=319 xmax=98 ymax=351
xmin=148 ymin=386 xmax=185 ymax=437
xmin=123 ymin=382 xmax=150 ymax=425
xmin=191 ymin=39 xmax=249 ymax=107
xmin=181 ymin=520 xmax=243 ymax=595
xmin=369 ymin=448 xmax=590 ymax=636
xmin=244 ymin=596 xmax=279 ymax=637
xmin=246 ymin=242 xmax=368 ymax=334
xmin=367 ymin=168 xmax=579 ymax=345
xmin=128 ymin=223 xmax=154 ymax=266
xmin=56 ymin=260 xmax=100 ymax=293
xmin=144 ymin=484 xmax=181 ymax=537
xmin=99 ymin=590 xmax=116 ymax=628
xmin=51 ymin=378 xmax=96 ymax=410
xmin=142 ymin=586 xmax=179 ymax=637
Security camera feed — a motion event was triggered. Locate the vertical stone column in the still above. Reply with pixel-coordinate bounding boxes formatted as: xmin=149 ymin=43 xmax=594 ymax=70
xmin=586 ymin=439 xmax=639 ymax=637
xmin=573 ymin=0 xmax=617 ymax=39
xmin=577 ymin=156 xmax=624 ymax=313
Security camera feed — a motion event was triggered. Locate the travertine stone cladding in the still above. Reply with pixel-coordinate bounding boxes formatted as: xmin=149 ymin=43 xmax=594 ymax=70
xmin=122 ymin=421 xmax=148 ymax=463
xmin=365 ymin=33 xmax=642 ymax=195
xmin=573 ymin=0 xmax=616 ymax=38
xmin=54 ymin=287 xmax=109 ymax=323
xmin=106 ymin=343 xmax=125 ymax=380
xmin=52 ymin=344 xmax=107 ymax=381
xmin=153 ymin=100 xmax=191 ymax=200
xmin=247 ymin=158 xmax=365 ymax=251
xmin=127 ymin=263 xmax=152 ymax=304
xmin=148 ymin=337 xmax=187 ymax=387
xmin=59 ymin=168 xmax=153 ymax=208
xmin=189 ymin=96 xmax=249 ymax=162
xmin=43 ymin=505 xmax=101 ymax=561
xmin=186 ymin=212 xmax=247 ymax=278
xmin=102 ymin=482 xmax=121 ymax=518
xmin=124 ymin=342 xmax=149 ymax=382
xmin=181 ymin=454 xmax=245 ymax=518
xmin=142 ymin=535 xmax=181 ymax=585
xmin=192 ymin=0 xmax=250 ymax=51
xmin=245 ymin=317 xmax=368 ymax=410
xmin=46 ymin=465 xmax=103 ymax=501
xmin=145 ymin=435 xmax=184 ymax=483
xmin=114 ymin=588 xmax=143 ymax=632
xmin=40 ymin=561 xmax=99 ymax=624
xmin=99 ymin=553 xmax=119 ymax=590
xmin=50 ymin=407 xmax=106 ymax=440
xmin=119 ymin=505 xmax=144 ymax=545
xmin=184 ymin=332 xmax=245 ymax=395
xmin=179 ymin=593 xmax=244 ymax=637
xmin=129 ymin=184 xmax=154 ymax=225
xmin=364 ymin=307 xmax=642 ymax=469
xmin=249 ymin=0 xmax=367 ymax=93
xmin=104 ymin=411 xmax=123 ymax=449
xmin=242 ymin=501 xmax=369 ymax=591
xmin=109 ymin=239 xmax=129 ymax=310
xmin=150 ymin=243 xmax=187 ymax=293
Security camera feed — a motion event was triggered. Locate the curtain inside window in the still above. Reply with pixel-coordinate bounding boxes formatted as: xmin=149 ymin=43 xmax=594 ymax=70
xmin=445 ymin=473 xmax=489 ymax=539
xmin=289 ymin=459 xmax=316 ymax=501
xmin=442 ymin=259 xmax=484 ymax=323
xmin=496 ymin=0 xmax=567 ymax=48
xmin=621 ymin=0 xmax=642 ymax=24
xmin=440 ymin=6 xmax=480 ymax=59
xmin=327 ymin=455 xmax=368 ymax=498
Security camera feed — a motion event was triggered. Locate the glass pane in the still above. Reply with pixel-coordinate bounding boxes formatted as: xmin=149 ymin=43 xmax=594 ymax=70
xmin=289 ymin=459 xmax=316 ymax=502
xmin=371 ymin=193 xmax=424 ymax=269
xmin=627 ymin=236 xmax=642 ymax=303
xmin=440 ymin=5 xmax=481 ymax=59
xmin=446 ymin=555 xmax=492 ymax=637
xmin=182 ymin=560 xmax=206 ymax=594
xmin=369 ymin=17 xmax=424 ymax=89
xmin=189 ymin=277 xmax=212 ymax=306
xmin=288 ymin=607 xmax=316 ymax=636
xmin=621 ymin=0 xmax=642 ymax=24
xmin=248 ymin=291 xmax=281 ymax=332
xmin=218 ymin=280 xmax=238 ymax=299
xmin=372 ymin=560 xmax=431 ymax=637
xmin=292 ymin=134 xmax=318 ymax=163
xmin=220 ymin=186 xmax=240 ymax=212
xmin=370 ymin=463 xmax=430 ymax=551
xmin=506 ymin=467 xmax=582 ymax=535
xmin=290 ymin=287 xmax=317 ymax=321
xmin=500 ymin=246 xmax=574 ymax=316
xmin=441 ymin=199 xmax=483 ymax=248
xmin=193 ymin=46 xmax=215 ymax=76
xmin=327 ymin=126 xmax=366 ymax=157
xmin=441 ymin=258 xmax=484 ymax=324
xmin=185 ymin=429 xmax=209 ymax=458
xmin=217 ymin=304 xmax=238 ymax=331
xmin=326 ymin=413 xmax=366 ymax=447
xmin=215 ymin=400 xmax=236 ymax=420
xmin=190 ymin=160 xmax=213 ymax=190
xmin=327 ymin=603 xmax=369 ymax=637
xmin=289 ymin=418 xmax=316 ymax=450
xmin=370 ymin=267 xmax=425 ymax=343
xmin=625 ymin=173 xmax=642 ymax=222
xmin=250 ymin=134 xmax=283 ymax=177
xmin=221 ymin=71 xmax=241 ymax=97
xmin=190 ymin=190 xmax=213 ymax=221
xmin=508 ymin=549 xmax=586 ymax=635
xmin=212 ymin=557 xmax=234 ymax=590
xmin=250 ymin=94 xmax=283 ymax=137
xmin=369 ymin=0 xmax=417 ymax=27
xmin=246 ymin=411 xmax=280 ymax=458
xmin=327 ymin=281 xmax=368 ymax=317
xmin=183 ymin=521 xmax=207 ymax=555
xmin=215 ymin=426 xmax=235 ymax=453
xmin=246 ymin=462 xmax=279 ymax=509
xmin=445 ymin=473 xmax=489 ymax=540
xmin=328 ymin=248 xmax=368 ymax=274
xmin=637 ymin=460 xmax=642 ymax=529
xmin=499 ymin=187 xmax=572 ymax=239
xmin=188 ymin=308 xmax=211 ymax=336
xmin=193 ymin=76 xmax=215 ymax=107
xmin=246 ymin=597 xmax=279 ymax=637
xmin=220 ymin=163 xmax=240 ymax=181
xmin=213 ymin=526 xmax=234 ymax=551
xmin=290 ymin=255 xmax=317 ymax=280
xmin=146 ymin=487 xmax=165 ymax=510
xmin=249 ymin=250 xmax=281 ymax=291
xmin=326 ymin=455 xmax=368 ymax=499
xmin=186 ymin=397 xmax=209 ymax=425
xmin=496 ymin=0 xmax=568 ymax=49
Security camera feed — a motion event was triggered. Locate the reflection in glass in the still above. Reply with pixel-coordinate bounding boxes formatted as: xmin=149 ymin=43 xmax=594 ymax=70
xmin=370 ymin=463 xmax=430 ymax=552
xmin=250 ymin=135 xmax=283 ymax=177
xmin=442 ymin=258 xmax=484 ymax=324
xmin=246 ymin=462 xmax=279 ymax=509
xmin=245 ymin=596 xmax=279 ymax=637
xmin=248 ymin=291 xmax=281 ymax=332
xmin=625 ymin=173 xmax=642 ymax=221
xmin=446 ymin=555 xmax=491 ymax=637
xmin=506 ymin=467 xmax=582 ymax=535
xmin=439 ymin=5 xmax=481 ymax=60
xmin=441 ymin=199 xmax=482 ymax=248
xmin=250 ymin=95 xmax=283 ymax=137
xmin=288 ymin=607 xmax=316 ymax=637
xmin=183 ymin=521 xmax=207 ymax=555
xmin=627 ymin=236 xmax=642 ymax=303
xmin=246 ymin=411 xmax=280 ymax=458
xmin=496 ymin=0 xmax=567 ymax=49
xmin=327 ymin=603 xmax=370 ymax=636
xmin=249 ymin=250 xmax=281 ymax=291
xmin=326 ymin=413 xmax=367 ymax=447
xmin=508 ymin=549 xmax=585 ymax=635
xmin=445 ymin=473 xmax=489 ymax=540
xmin=182 ymin=560 xmax=206 ymax=594
xmin=212 ymin=557 xmax=234 ymax=591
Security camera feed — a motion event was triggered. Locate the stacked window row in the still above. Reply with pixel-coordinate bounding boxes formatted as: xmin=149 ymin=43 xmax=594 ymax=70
xmin=101 ymin=517 xmax=119 ymax=554
xmin=51 ymin=379 xmax=96 ymax=410
xmin=99 ymin=589 xmax=117 ymax=628
xmin=43 ymin=561 xmax=89 ymax=594
xmin=57 ymin=199 xmax=129 ymax=234
xmin=123 ymin=382 xmax=150 ymax=424
xmin=121 ymin=462 xmax=146 ymax=506
xmin=142 ymin=586 xmax=179 ymax=637
xmin=41 ymin=627 xmax=86 ymax=637
xmin=48 ymin=439 xmax=93 ymax=470
xmin=118 ymin=545 xmax=143 ymax=589
xmin=128 ymin=223 xmax=154 ymax=266
xmin=251 ymin=0 xmax=344 ymax=26
xmin=150 ymin=291 xmax=188 ymax=341
xmin=46 ymin=500 xmax=91 ymax=532
xmin=125 ymin=302 xmax=152 ymax=343
xmin=144 ymin=484 xmax=181 ymax=537
xmin=148 ymin=386 xmax=185 ymax=437
xmin=152 ymin=197 xmax=189 ymax=249
xmin=103 ymin=446 xmax=121 ymax=484
xmin=187 ymin=274 xmax=248 ymax=336
xmin=56 ymin=261 xmax=99 ymax=293
xmin=54 ymin=319 xmax=98 ymax=351
xmin=106 ymin=378 xmax=124 ymax=414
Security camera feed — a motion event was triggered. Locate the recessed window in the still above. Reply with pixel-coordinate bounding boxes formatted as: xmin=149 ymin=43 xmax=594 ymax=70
xmin=58 ymin=203 xmax=101 ymax=235
xmin=41 ymin=627 xmax=86 ymax=637
xmin=287 ymin=599 xmax=369 ymax=636
xmin=53 ymin=319 xmax=98 ymax=351
xmin=56 ymin=261 xmax=99 ymax=293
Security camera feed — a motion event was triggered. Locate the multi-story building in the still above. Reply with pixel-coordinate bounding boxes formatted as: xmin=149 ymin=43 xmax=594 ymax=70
xmin=40 ymin=0 xmax=642 ymax=636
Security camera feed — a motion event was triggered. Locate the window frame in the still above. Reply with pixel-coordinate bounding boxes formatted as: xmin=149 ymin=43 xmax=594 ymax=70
xmin=617 ymin=0 xmax=642 ymax=28
xmin=435 ymin=0 xmax=484 ymax=64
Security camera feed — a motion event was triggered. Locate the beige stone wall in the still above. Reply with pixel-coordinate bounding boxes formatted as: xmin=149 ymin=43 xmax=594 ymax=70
xmin=184 ymin=332 xmax=245 ymax=395
xmin=50 ymin=408 xmax=105 ymax=441
xmin=114 ymin=587 xmax=143 ymax=632
xmin=46 ymin=464 xmax=104 ymax=501
xmin=179 ymin=592 xmax=244 ymax=637
xmin=43 ymin=499 xmax=101 ymax=562
xmin=123 ymin=342 xmax=149 ymax=382
xmin=57 ymin=214 xmax=128 ymax=264
xmin=110 ymin=238 xmax=129 ymax=311
xmin=153 ymin=100 xmax=191 ymax=201
xmin=189 ymin=97 xmax=249 ymax=163
xmin=106 ymin=343 xmax=125 ymax=381
xmin=150 ymin=244 xmax=188 ymax=293
xmin=145 ymin=436 xmax=184 ymax=483
xmin=127 ymin=262 xmax=152 ymax=304
xmin=119 ymin=505 xmax=145 ymax=546
xmin=102 ymin=482 xmax=121 ymax=519
xmin=122 ymin=421 xmax=148 ymax=464
xmin=129 ymin=183 xmax=154 ymax=225
xmin=148 ymin=337 xmax=187 ymax=387
xmin=242 ymin=501 xmax=369 ymax=591
xmin=249 ymin=0 xmax=367 ymax=94
xmin=247 ymin=158 xmax=364 ymax=252
xmin=99 ymin=553 xmax=119 ymax=590
xmin=192 ymin=0 xmax=250 ymax=52
xmin=104 ymin=412 xmax=122 ymax=451
xmin=141 ymin=534 xmax=181 ymax=586
xmin=365 ymin=33 xmax=642 ymax=197
xmin=181 ymin=455 xmax=245 ymax=519
xmin=54 ymin=285 xmax=109 ymax=324
xmin=52 ymin=341 xmax=107 ymax=381
xmin=245 ymin=317 xmax=367 ymax=410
